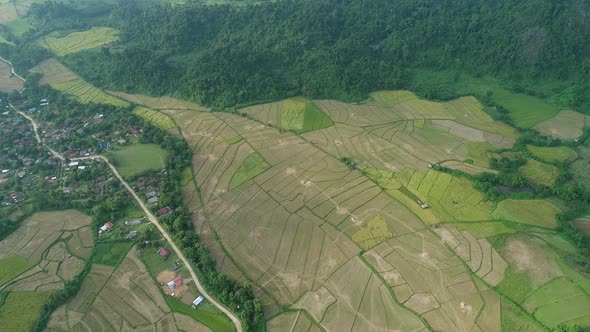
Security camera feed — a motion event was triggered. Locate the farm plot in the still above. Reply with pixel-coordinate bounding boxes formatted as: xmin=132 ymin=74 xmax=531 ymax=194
xmin=534 ymin=110 xmax=588 ymax=140
xmin=0 ymin=291 xmax=54 ymax=331
xmin=38 ymin=27 xmax=120 ymax=56
xmin=109 ymin=144 xmax=167 ymax=177
xmin=30 ymin=58 xmax=129 ymax=107
xmin=492 ymin=199 xmax=559 ymax=228
xmin=108 ymin=90 xmax=209 ymax=111
xmin=0 ymin=60 xmax=24 ymax=93
xmin=394 ymin=169 xmax=494 ymax=222
xmin=519 ymin=158 xmax=560 ymax=187
xmin=434 ymin=225 xmax=508 ymax=286
xmin=526 ymin=145 xmax=578 ymax=163
xmin=495 ymin=234 xmax=590 ymax=329
xmin=133 ymin=107 xmax=178 ymax=134
xmin=490 ymin=89 xmax=560 ymax=128
xmin=47 ymin=247 xmax=174 ymax=331
xmin=240 ymin=97 xmax=333 ymax=133
xmin=440 ymin=161 xmax=498 ymax=175
xmin=365 ymin=230 xmax=502 ymax=331
xmin=229 ymin=152 xmax=271 ymax=189
xmin=267 ymin=311 xmax=322 ymax=332
xmin=169 ymin=93 xmax=524 ymax=331
xmin=0 ymin=210 xmax=93 ymax=292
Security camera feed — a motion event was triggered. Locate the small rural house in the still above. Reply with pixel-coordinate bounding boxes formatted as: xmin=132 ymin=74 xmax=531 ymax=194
xmin=167 ymin=277 xmax=183 ymax=290
xmin=98 ymin=221 xmax=114 ymax=234
xmin=124 ymin=219 xmax=143 ymax=226
xmin=158 ymin=247 xmax=170 ymax=259
xmin=192 ymin=296 xmax=204 ymax=308
xmin=157 ymin=207 xmax=172 ymax=216
xmin=125 ymin=231 xmax=139 ymax=239
xmin=147 ymin=197 xmax=159 ymax=205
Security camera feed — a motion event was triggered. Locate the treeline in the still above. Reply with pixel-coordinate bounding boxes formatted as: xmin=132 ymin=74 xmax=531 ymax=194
xmin=140 ymin=124 xmax=265 ymax=331
xmin=40 ymin=0 xmax=589 ymax=109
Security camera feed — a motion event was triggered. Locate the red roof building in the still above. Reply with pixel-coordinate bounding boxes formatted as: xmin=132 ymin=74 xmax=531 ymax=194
xmin=173 ymin=277 xmax=183 ymax=287
xmin=104 ymin=221 xmax=114 ymax=228
xmin=158 ymin=247 xmax=170 ymax=258
xmin=157 ymin=207 xmax=172 ymax=216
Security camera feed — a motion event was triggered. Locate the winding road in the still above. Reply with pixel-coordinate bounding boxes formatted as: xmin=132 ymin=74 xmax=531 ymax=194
xmin=9 ymin=100 xmax=243 ymax=332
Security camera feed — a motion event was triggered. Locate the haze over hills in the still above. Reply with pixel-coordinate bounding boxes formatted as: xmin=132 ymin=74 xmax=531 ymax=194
xmin=0 ymin=0 xmax=590 ymax=332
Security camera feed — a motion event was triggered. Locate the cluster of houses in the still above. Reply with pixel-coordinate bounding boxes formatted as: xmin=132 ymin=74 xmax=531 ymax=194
xmin=98 ymin=218 xmax=144 ymax=239
xmin=1 ymin=192 xmax=25 ymax=206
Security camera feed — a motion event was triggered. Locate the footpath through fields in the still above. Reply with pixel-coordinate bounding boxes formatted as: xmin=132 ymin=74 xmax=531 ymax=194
xmin=10 ymin=100 xmax=243 ymax=332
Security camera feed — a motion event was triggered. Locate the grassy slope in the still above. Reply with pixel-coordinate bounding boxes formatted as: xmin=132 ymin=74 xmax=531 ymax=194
xmin=0 ymin=291 xmax=54 ymax=331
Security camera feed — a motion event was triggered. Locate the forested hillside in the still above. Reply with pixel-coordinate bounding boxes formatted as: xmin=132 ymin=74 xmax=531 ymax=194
xmin=45 ymin=0 xmax=588 ymax=109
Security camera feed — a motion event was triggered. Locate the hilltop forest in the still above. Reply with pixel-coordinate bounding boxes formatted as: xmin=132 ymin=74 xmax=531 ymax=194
xmin=13 ymin=0 xmax=587 ymax=109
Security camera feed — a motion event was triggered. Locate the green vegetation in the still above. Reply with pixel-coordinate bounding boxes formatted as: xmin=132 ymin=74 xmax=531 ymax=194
xmin=39 ymin=27 xmax=119 ymax=56
xmin=455 ymin=222 xmax=516 ymax=239
xmin=226 ymin=136 xmax=243 ymax=145
xmin=0 ymin=291 xmax=54 ymax=331
xmin=500 ymin=301 xmax=544 ymax=332
xmin=166 ymin=297 xmax=235 ymax=332
xmin=229 ymin=152 xmax=270 ymax=189
xmin=396 ymin=169 xmax=494 ymax=222
xmin=0 ymin=35 xmax=14 ymax=46
xmin=491 ymin=89 xmax=560 ymax=128
xmin=110 ymin=144 xmax=167 ymax=177
xmin=527 ymin=145 xmax=578 ymax=164
xmin=280 ymin=97 xmax=333 ymax=133
xmin=92 ymin=241 xmax=134 ymax=266
xmin=52 ymin=0 xmax=590 ymax=114
xmin=0 ymin=256 xmax=36 ymax=287
xmin=493 ymin=199 xmax=560 ymax=228
xmin=520 ymin=158 xmax=560 ymax=187
xmin=133 ymin=107 xmax=177 ymax=133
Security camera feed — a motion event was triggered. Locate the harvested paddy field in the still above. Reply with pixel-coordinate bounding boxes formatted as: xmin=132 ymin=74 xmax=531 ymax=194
xmin=133 ymin=107 xmax=179 ymax=134
xmin=534 ymin=110 xmax=589 ymax=140
xmin=30 ymin=58 xmax=129 ymax=107
xmin=110 ymin=143 xmax=167 ymax=177
xmin=0 ymin=210 xmax=94 ymax=291
xmin=0 ymin=60 xmax=24 ymax=93
xmin=46 ymin=246 xmax=202 ymax=331
xmin=108 ymin=90 xmax=208 ymax=111
xmin=0 ymin=210 xmax=94 ymax=331
xmin=165 ymin=89 xmax=580 ymax=331
xmin=38 ymin=27 xmax=120 ymax=56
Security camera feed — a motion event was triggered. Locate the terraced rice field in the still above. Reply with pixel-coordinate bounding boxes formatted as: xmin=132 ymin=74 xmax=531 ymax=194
xmin=534 ymin=110 xmax=589 ymax=140
xmin=520 ymin=158 xmax=560 ymax=187
xmin=0 ymin=210 xmax=94 ymax=292
xmin=46 ymin=246 xmax=217 ymax=332
xmin=121 ymin=89 xmax=585 ymax=332
xmin=0 ymin=291 xmax=54 ymax=331
xmin=492 ymin=199 xmax=560 ymax=228
xmin=495 ymin=235 xmax=590 ymax=329
xmin=0 ymin=210 xmax=94 ymax=331
xmin=133 ymin=107 xmax=178 ymax=134
xmin=527 ymin=145 xmax=578 ymax=163
xmin=0 ymin=60 xmax=24 ymax=93
xmin=39 ymin=27 xmax=120 ymax=56
xmin=30 ymin=58 xmax=129 ymax=107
